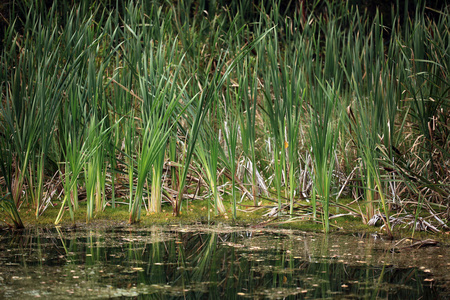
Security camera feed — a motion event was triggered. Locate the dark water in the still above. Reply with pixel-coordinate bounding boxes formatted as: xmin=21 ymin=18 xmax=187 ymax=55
xmin=0 ymin=225 xmax=448 ymax=299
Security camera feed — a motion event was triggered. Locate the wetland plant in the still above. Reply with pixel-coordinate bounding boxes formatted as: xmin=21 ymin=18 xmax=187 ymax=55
xmin=0 ymin=1 xmax=448 ymax=234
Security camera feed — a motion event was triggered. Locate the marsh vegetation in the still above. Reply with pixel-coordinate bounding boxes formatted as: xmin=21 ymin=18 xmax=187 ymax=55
xmin=0 ymin=1 xmax=449 ymax=237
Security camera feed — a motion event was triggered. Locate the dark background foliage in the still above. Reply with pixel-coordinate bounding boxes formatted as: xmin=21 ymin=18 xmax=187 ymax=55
xmin=2 ymin=0 xmax=448 ymax=32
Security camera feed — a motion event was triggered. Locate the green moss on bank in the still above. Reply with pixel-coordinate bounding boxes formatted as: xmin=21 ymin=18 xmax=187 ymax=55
xmin=1 ymin=199 xmax=266 ymax=228
xmin=2 ymin=197 xmax=449 ymax=244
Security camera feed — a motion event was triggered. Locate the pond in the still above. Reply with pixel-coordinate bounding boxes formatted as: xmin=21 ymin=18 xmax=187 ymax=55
xmin=0 ymin=224 xmax=448 ymax=299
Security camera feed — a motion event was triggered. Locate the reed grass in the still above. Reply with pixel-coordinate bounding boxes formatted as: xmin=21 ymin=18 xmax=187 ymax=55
xmin=309 ymin=81 xmax=341 ymax=233
xmin=237 ymin=57 xmax=260 ymax=206
xmin=222 ymin=84 xmax=240 ymax=220
xmin=196 ymin=136 xmax=226 ymax=215
xmin=0 ymin=0 xmax=448 ymax=232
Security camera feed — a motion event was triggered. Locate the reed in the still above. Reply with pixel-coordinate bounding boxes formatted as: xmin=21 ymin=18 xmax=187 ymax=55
xmin=55 ymin=117 xmax=112 ymax=224
xmin=128 ymin=46 xmax=186 ymax=223
xmin=173 ymin=26 xmax=272 ymax=216
xmin=309 ymin=81 xmax=341 ymax=233
xmin=238 ymin=58 xmax=260 ymax=206
xmin=196 ymin=135 xmax=226 ymax=215
xmin=149 ymin=147 xmax=165 ymax=213
xmin=339 ymin=10 xmax=398 ymax=236
xmin=262 ymin=16 xmax=306 ymax=216
xmin=262 ymin=30 xmax=287 ymax=215
xmin=222 ymin=84 xmax=240 ymax=220
xmin=0 ymin=120 xmax=24 ymax=228
xmin=0 ymin=0 xmax=448 ymax=231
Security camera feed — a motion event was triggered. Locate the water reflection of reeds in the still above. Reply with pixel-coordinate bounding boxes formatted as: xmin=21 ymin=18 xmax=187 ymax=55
xmin=0 ymin=228 xmax=447 ymax=299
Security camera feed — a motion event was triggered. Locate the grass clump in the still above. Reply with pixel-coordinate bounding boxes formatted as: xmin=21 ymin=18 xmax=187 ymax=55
xmin=0 ymin=1 xmax=448 ymax=237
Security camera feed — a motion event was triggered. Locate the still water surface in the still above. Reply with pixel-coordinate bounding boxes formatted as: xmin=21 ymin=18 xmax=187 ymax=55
xmin=0 ymin=225 xmax=448 ymax=299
